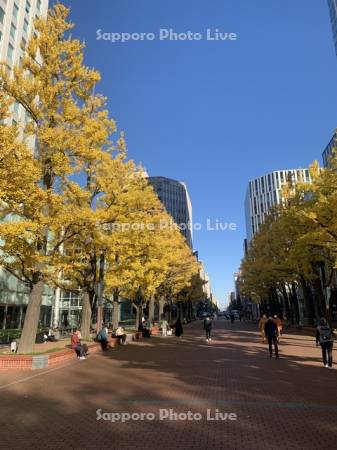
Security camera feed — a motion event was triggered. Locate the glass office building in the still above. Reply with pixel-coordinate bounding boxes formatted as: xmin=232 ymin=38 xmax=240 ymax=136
xmin=148 ymin=176 xmax=193 ymax=249
xmin=322 ymin=131 xmax=337 ymax=167
xmin=328 ymin=0 xmax=337 ymax=57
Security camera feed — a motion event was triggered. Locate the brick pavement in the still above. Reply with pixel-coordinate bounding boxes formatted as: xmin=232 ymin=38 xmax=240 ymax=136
xmin=0 ymin=320 xmax=336 ymax=450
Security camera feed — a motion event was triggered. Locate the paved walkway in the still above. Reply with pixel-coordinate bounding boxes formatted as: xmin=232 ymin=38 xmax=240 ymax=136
xmin=0 ymin=320 xmax=336 ymax=450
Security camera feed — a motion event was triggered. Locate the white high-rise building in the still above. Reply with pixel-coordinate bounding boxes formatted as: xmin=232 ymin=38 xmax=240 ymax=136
xmin=244 ymin=169 xmax=312 ymax=241
xmin=0 ymin=0 xmax=49 ymax=124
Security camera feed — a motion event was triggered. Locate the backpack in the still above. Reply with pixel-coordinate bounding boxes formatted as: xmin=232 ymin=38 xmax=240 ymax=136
xmin=96 ymin=331 xmax=102 ymax=341
xmin=319 ymin=325 xmax=332 ymax=343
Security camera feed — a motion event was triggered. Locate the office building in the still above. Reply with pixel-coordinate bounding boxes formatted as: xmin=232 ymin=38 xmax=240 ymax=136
xmin=328 ymin=0 xmax=337 ymax=57
xmin=322 ymin=130 xmax=337 ymax=167
xmin=199 ymin=261 xmax=211 ymax=300
xmin=0 ymin=0 xmax=49 ymax=125
xmin=148 ymin=176 xmax=193 ymax=249
xmin=245 ymin=169 xmax=312 ymax=241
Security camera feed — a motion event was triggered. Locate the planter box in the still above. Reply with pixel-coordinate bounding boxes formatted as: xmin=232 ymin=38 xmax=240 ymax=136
xmin=151 ymin=326 xmax=160 ymax=335
xmin=0 ymin=355 xmax=32 ymax=370
xmin=0 ymin=343 xmax=100 ymax=371
xmin=109 ymin=337 xmax=120 ymax=348
xmin=0 ymin=333 xmax=138 ymax=371
xmin=133 ymin=332 xmax=143 ymax=340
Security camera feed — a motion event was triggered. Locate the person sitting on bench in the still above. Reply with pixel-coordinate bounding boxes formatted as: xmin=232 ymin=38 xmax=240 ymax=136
xmin=115 ymin=325 xmax=127 ymax=345
xmin=139 ymin=320 xmax=151 ymax=338
xmin=71 ymin=329 xmax=87 ymax=359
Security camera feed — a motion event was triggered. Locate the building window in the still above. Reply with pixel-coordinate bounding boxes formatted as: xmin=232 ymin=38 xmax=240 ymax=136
xmin=25 ymin=0 xmax=31 ymax=14
xmin=7 ymin=43 xmax=14 ymax=63
xmin=23 ymin=18 xmax=29 ymax=33
xmin=0 ymin=6 xmax=5 ymax=24
xmin=37 ymin=0 xmax=42 ymax=11
xmin=13 ymin=3 xmax=19 ymax=18
xmin=10 ymin=22 xmax=16 ymax=39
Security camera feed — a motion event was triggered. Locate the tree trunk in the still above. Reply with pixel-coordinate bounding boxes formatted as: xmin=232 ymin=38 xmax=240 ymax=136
xmin=300 ymin=276 xmax=314 ymax=325
xmin=2 ymin=304 xmax=8 ymax=330
xmin=18 ymin=279 xmax=44 ymax=354
xmin=291 ymin=282 xmax=300 ymax=324
xmin=158 ymin=296 xmax=165 ymax=320
xmin=96 ymin=253 xmax=105 ymax=333
xmin=81 ymin=291 xmax=92 ymax=339
xmin=132 ymin=302 xmax=141 ymax=329
xmin=280 ymin=284 xmax=291 ymax=321
xmin=311 ymin=277 xmax=326 ymax=319
xmin=178 ymin=301 xmax=184 ymax=320
xmin=112 ymin=291 xmax=120 ymax=329
xmin=148 ymin=295 xmax=155 ymax=323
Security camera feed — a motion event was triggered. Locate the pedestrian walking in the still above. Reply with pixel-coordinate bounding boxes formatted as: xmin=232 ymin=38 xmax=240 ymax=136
xmin=160 ymin=318 xmax=169 ymax=337
xmin=264 ymin=316 xmax=279 ymax=358
xmin=230 ymin=312 xmax=235 ymax=324
xmin=273 ymin=315 xmax=283 ymax=342
xmin=316 ymin=318 xmax=334 ymax=369
xmin=258 ymin=314 xmax=267 ymax=343
xmin=203 ymin=315 xmax=213 ymax=342
xmin=115 ymin=325 xmax=127 ymax=345
xmin=174 ymin=317 xmax=183 ymax=343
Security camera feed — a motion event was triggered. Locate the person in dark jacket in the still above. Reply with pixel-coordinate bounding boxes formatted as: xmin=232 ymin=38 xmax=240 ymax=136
xmin=264 ymin=317 xmax=279 ymax=358
xmin=203 ymin=316 xmax=213 ymax=342
xmin=97 ymin=327 xmax=109 ymax=350
xmin=174 ymin=317 xmax=183 ymax=343
xmin=138 ymin=321 xmax=151 ymax=338
xmin=316 ymin=318 xmax=334 ymax=368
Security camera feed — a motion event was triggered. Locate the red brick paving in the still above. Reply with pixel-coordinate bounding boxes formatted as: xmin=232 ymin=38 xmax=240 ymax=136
xmin=0 ymin=320 xmax=336 ymax=450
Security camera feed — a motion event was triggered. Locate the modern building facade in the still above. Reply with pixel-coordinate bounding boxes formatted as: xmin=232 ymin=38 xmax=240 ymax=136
xmin=0 ymin=0 xmax=49 ymax=124
xmin=245 ymin=169 xmax=312 ymax=241
xmin=328 ymin=0 xmax=337 ymax=57
xmin=322 ymin=130 xmax=337 ymax=167
xmin=199 ymin=261 xmax=211 ymax=300
xmin=0 ymin=0 xmax=49 ymax=330
xmin=148 ymin=176 xmax=193 ymax=249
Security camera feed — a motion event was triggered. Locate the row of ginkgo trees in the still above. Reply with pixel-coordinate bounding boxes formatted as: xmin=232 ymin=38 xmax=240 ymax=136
xmin=0 ymin=4 xmax=201 ymax=353
xmin=240 ymin=153 xmax=337 ymax=325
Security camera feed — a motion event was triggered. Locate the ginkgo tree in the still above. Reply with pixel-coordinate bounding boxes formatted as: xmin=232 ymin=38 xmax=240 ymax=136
xmin=0 ymin=3 xmax=202 ymax=352
xmin=240 ymin=152 xmax=337 ymax=324
xmin=0 ymin=4 xmax=115 ymax=352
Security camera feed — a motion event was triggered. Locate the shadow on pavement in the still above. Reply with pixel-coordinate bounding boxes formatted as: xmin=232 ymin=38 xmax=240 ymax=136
xmin=0 ymin=320 xmax=336 ymax=450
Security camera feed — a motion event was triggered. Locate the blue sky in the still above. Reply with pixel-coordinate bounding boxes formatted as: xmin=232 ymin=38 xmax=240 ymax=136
xmin=54 ymin=0 xmax=337 ymax=308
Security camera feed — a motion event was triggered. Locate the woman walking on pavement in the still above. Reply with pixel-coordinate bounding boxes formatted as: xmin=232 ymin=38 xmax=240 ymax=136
xmin=174 ymin=317 xmax=184 ymax=343
xmin=203 ymin=315 xmax=213 ymax=343
xmin=316 ymin=318 xmax=334 ymax=369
